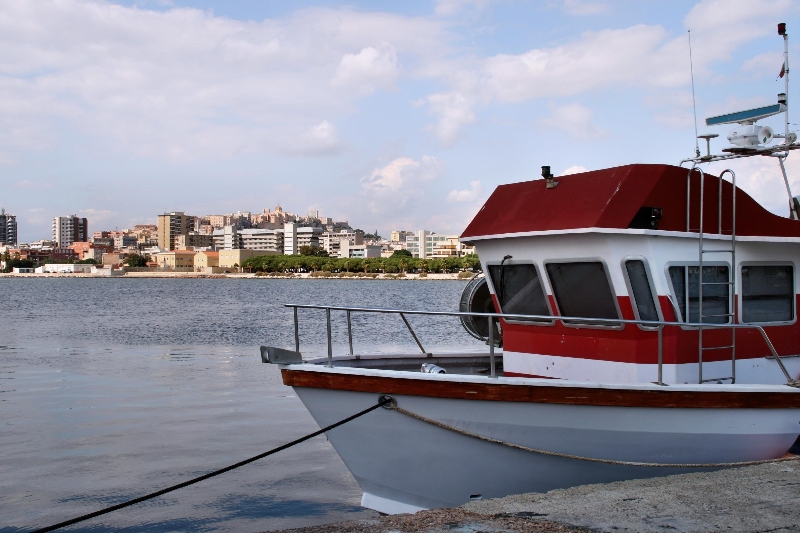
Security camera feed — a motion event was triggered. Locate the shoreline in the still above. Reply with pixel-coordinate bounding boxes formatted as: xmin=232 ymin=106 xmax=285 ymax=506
xmin=278 ymin=458 xmax=800 ymax=532
xmin=0 ymin=272 xmax=471 ymax=280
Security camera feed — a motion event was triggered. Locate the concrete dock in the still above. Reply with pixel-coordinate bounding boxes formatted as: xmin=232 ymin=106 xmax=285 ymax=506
xmin=280 ymin=458 xmax=800 ymax=532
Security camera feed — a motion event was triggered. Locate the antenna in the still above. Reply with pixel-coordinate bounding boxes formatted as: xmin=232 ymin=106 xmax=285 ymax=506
xmin=689 ymin=29 xmax=700 ymax=158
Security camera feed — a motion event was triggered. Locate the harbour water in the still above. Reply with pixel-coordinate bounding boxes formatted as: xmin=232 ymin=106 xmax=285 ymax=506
xmin=0 ymin=278 xmax=483 ymax=532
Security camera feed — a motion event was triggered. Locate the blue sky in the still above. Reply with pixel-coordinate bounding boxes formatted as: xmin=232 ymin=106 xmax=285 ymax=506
xmin=1 ymin=0 xmax=799 ymax=242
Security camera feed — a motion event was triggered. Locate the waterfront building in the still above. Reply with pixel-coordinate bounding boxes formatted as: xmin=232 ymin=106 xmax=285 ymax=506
xmin=0 ymin=208 xmax=18 ymax=246
xmin=36 ymin=263 xmax=93 ymax=274
xmin=154 ymin=250 xmax=196 ymax=270
xmin=157 ymin=212 xmax=196 ymax=251
xmin=194 ymin=250 xmax=220 ymax=271
xmin=218 ymin=249 xmax=276 ymax=268
xmin=53 ymin=215 xmax=88 ymax=247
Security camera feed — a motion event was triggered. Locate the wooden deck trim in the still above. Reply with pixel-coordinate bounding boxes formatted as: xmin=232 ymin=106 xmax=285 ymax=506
xmin=281 ymin=369 xmax=800 ymax=409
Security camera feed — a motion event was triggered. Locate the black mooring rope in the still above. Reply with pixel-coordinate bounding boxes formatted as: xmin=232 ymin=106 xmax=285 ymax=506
xmin=27 ymin=397 xmax=391 ymax=533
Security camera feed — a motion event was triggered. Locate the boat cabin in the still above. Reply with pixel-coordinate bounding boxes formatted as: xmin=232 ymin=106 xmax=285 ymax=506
xmin=460 ymin=163 xmax=800 ymax=385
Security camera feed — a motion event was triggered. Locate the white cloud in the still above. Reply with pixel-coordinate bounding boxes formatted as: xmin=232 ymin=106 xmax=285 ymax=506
xmin=78 ymin=208 xmax=115 ymax=228
xmin=282 ymin=120 xmax=343 ymax=155
xmin=434 ymin=0 xmax=494 ymax=16
xmin=0 ymin=1 xmax=448 ymax=161
xmin=654 ymin=111 xmax=695 ymax=129
xmin=563 ymin=0 xmax=611 ymax=16
xmin=540 ymin=103 xmax=608 ymax=140
xmin=741 ymin=50 xmax=785 ymax=77
xmin=360 ymin=155 xmax=443 ymax=194
xmin=705 ymin=155 xmax=800 ymax=217
xmin=359 ymin=155 xmax=445 ymax=219
xmin=332 ymin=42 xmax=399 ymax=96
xmin=561 ymin=165 xmax=588 ymax=175
xmin=446 ymin=180 xmax=482 ymax=202
xmin=424 ymin=92 xmax=477 ymax=146
xmin=413 ymin=0 xmax=792 ymax=143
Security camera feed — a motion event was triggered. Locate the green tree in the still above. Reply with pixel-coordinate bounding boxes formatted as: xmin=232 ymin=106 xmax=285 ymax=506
xmin=391 ymin=249 xmax=412 ymax=258
xmin=3 ymin=259 xmax=34 ymax=273
xmin=124 ymin=254 xmax=149 ymax=268
xmin=299 ymin=245 xmax=329 ymax=257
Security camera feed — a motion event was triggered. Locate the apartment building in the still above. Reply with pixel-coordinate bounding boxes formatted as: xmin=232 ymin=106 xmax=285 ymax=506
xmin=340 ymin=240 xmax=381 ymax=258
xmin=389 ymin=230 xmax=414 ymax=243
xmin=0 ymin=208 xmax=17 ymax=246
xmin=53 ymin=215 xmax=88 ymax=247
xmin=321 ymin=229 xmax=362 ymax=257
xmin=283 ymin=223 xmax=322 ymax=254
xmin=176 ymin=232 xmax=214 ymax=250
xmin=157 ymin=212 xmax=195 ymax=251
xmin=404 ymin=230 xmax=475 ymax=259
xmin=114 ymin=234 xmax=138 ymax=249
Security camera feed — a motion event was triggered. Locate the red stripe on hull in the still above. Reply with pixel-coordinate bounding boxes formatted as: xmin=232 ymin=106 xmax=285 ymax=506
xmin=282 ymin=368 xmax=800 ymax=408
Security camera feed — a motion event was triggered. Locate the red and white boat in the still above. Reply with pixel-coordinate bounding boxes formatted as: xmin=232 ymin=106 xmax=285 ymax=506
xmin=263 ymin=24 xmax=800 ymax=515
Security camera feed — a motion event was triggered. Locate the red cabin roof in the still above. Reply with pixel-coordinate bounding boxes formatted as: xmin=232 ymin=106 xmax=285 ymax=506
xmin=461 ymin=164 xmax=800 ymax=240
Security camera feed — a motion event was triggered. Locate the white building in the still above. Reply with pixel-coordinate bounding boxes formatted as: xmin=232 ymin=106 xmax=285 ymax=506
xmin=405 ymin=230 xmax=475 ymax=259
xmin=283 ymin=223 xmax=322 ymax=254
xmin=53 ymin=215 xmax=88 ymax=247
xmin=321 ymin=230 xmax=363 ymax=257
xmin=36 ymin=264 xmax=93 ymax=274
xmin=239 ymin=228 xmax=284 ymax=252
xmin=340 ymin=240 xmax=382 ymax=258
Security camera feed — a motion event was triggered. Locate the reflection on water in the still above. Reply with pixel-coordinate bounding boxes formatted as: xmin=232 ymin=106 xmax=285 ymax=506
xmin=0 ymin=279 xmax=483 ymax=532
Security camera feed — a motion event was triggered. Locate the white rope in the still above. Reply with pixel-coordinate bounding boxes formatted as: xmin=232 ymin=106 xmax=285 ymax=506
xmin=389 ymin=400 xmax=800 ymax=468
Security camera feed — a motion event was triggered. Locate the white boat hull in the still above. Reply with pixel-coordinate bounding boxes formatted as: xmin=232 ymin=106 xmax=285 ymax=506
xmin=290 ymin=369 xmax=800 ymax=514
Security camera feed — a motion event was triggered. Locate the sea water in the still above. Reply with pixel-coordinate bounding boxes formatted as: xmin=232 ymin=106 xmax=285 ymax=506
xmin=0 ymin=278 xmax=483 ymax=532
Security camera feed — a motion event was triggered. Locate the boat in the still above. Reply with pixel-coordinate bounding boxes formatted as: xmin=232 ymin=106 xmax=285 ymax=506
xmin=261 ymin=23 xmax=800 ymax=515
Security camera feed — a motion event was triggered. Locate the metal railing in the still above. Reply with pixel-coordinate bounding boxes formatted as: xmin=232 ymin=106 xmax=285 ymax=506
xmin=285 ymin=304 xmax=798 ymax=386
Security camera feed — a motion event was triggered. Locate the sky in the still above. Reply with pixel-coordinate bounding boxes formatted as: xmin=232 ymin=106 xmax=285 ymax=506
xmin=1 ymin=0 xmax=799 ymax=243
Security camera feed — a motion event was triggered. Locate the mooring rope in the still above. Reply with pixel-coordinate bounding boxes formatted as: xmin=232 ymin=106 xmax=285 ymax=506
xmin=27 ymin=397 xmax=391 ymax=533
xmin=387 ymin=398 xmax=800 ymax=469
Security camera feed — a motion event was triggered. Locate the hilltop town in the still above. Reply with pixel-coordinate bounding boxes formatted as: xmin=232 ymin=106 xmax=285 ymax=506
xmin=0 ymin=206 xmax=477 ymax=275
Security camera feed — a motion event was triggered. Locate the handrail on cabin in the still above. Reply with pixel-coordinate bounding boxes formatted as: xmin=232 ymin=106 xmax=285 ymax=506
xmin=284 ymin=304 xmax=797 ymax=387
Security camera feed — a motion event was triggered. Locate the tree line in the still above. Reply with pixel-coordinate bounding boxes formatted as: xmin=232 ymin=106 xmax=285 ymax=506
xmin=242 ymin=250 xmax=481 ymax=274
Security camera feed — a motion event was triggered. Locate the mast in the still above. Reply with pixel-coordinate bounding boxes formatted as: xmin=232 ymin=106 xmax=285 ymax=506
xmin=779 ymin=23 xmax=789 ymax=142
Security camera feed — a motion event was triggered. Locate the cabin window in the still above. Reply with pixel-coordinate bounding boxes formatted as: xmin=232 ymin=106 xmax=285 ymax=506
xmin=487 ymin=263 xmax=550 ymax=321
xmin=667 ymin=265 xmax=730 ymax=324
xmin=741 ymin=265 xmax=794 ymax=323
xmin=545 ymin=262 xmax=619 ymax=322
xmin=624 ymin=260 xmax=660 ymax=323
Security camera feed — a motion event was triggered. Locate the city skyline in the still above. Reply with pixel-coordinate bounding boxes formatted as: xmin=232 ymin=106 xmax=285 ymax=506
xmin=2 ymin=0 xmax=799 ymax=243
